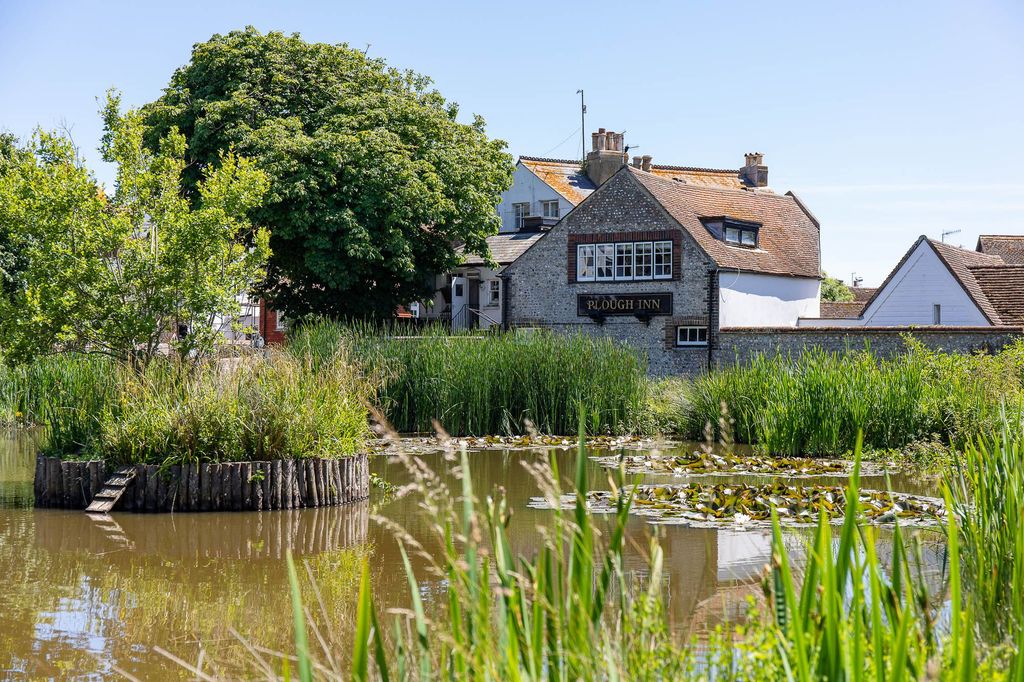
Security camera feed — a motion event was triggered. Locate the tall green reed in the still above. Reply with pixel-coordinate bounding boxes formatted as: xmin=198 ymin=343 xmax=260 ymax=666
xmin=685 ymin=340 xmax=1024 ymax=456
xmin=290 ymin=321 xmax=650 ymax=436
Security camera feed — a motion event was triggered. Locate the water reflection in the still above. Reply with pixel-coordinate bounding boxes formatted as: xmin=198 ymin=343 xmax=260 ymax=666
xmin=0 ymin=432 xmax=949 ymax=679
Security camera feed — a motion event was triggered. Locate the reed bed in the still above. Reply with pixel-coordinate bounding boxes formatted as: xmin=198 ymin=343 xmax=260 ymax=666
xmin=290 ymin=321 xmax=650 ymax=436
xmin=683 ymin=340 xmax=1024 ymax=455
xmin=0 ymin=350 xmax=370 ymax=465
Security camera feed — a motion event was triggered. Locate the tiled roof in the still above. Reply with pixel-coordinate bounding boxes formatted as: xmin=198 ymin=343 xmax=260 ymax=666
xmin=977 ymin=235 xmax=1024 ymax=265
xmin=627 ymin=167 xmax=820 ymax=279
xmin=460 ymin=232 xmax=546 ymax=266
xmin=820 ymin=301 xmax=865 ymax=318
xmin=928 ymin=239 xmax=1005 ymax=323
xmin=518 ymin=156 xmax=754 ymax=204
xmin=649 ymin=164 xmax=752 ymax=190
xmin=850 ymin=287 xmax=876 ymax=302
xmin=969 ymin=265 xmax=1024 ymax=326
xmin=518 ymin=157 xmax=596 ymax=204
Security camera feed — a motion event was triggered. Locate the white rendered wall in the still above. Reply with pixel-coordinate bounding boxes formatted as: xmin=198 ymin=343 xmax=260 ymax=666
xmin=719 ymin=272 xmax=820 ymax=327
xmin=860 ymin=242 xmax=989 ymax=326
xmin=495 ymin=164 xmax=576 ymax=233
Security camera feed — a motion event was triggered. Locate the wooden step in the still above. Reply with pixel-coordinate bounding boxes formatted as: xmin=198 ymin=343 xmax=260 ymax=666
xmin=84 ymin=467 xmax=136 ymax=514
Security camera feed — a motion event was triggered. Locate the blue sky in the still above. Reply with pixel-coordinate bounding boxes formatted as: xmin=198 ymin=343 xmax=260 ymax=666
xmin=2 ymin=0 xmax=1022 ymax=284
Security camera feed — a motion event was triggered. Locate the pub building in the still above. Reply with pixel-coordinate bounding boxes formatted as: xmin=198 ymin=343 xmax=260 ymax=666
xmin=501 ymin=130 xmax=822 ymax=375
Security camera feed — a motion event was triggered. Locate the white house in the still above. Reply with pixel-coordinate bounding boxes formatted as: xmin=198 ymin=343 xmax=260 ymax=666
xmin=801 ymin=235 xmax=1024 ymax=328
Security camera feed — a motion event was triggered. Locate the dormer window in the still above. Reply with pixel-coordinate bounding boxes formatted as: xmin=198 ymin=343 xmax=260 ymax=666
xmin=702 ymin=217 xmax=761 ymax=249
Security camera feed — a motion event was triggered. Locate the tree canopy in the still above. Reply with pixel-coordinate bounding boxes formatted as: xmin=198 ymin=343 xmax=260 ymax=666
xmin=142 ymin=27 xmax=514 ymax=320
xmin=0 ymin=93 xmax=270 ymax=366
xmin=821 ymin=272 xmax=854 ymax=302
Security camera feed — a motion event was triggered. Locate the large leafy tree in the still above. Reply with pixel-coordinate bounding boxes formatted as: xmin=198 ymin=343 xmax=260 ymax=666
xmin=142 ymin=27 xmax=514 ymax=319
xmin=0 ymin=93 xmax=270 ymax=366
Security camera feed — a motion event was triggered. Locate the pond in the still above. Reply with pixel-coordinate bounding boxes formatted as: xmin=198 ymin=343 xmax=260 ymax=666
xmin=0 ymin=431 xmax=949 ymax=679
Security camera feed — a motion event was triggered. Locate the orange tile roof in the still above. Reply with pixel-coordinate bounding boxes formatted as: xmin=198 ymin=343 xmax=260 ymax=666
xmin=627 ymin=168 xmax=820 ymax=279
xmin=518 ymin=156 xmax=754 ymax=205
xmin=518 ymin=157 xmax=596 ymax=204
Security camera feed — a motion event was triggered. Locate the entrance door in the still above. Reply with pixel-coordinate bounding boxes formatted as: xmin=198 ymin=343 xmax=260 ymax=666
xmin=451 ymin=276 xmax=467 ymax=329
xmin=467 ymin=278 xmax=480 ymax=329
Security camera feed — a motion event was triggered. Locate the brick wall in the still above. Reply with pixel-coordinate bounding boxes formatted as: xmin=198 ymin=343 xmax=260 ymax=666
xmin=504 ymin=169 xmax=715 ymax=376
xmin=717 ymin=326 xmax=1023 ymax=366
xmin=259 ymin=299 xmax=287 ymax=345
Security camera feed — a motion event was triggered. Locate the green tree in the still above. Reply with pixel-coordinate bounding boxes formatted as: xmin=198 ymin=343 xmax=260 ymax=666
xmin=821 ymin=272 xmax=854 ymax=302
xmin=0 ymin=93 xmax=270 ymax=366
xmin=142 ymin=27 xmax=514 ymax=320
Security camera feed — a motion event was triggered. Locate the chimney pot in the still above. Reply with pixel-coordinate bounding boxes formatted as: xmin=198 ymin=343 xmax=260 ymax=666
xmin=596 ymin=132 xmax=607 ymax=151
xmin=641 ymin=155 xmax=652 ymax=172
xmin=591 ymin=132 xmax=599 ymax=152
xmin=632 ymin=156 xmax=642 ymax=168
xmin=598 ymin=127 xmax=606 ymax=134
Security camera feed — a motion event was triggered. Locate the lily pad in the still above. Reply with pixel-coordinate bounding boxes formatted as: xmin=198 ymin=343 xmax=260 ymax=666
xmin=529 ymin=482 xmax=945 ymax=528
xmin=593 ymin=451 xmax=883 ymax=478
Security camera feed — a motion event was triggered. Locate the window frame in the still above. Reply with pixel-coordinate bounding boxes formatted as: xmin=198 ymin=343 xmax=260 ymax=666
xmin=576 ymin=244 xmax=596 ymax=282
xmin=615 ymin=242 xmax=634 ymax=280
xmin=275 ymin=312 xmax=286 ymax=332
xmin=634 ymin=242 xmax=654 ymax=280
xmin=595 ymin=244 xmax=615 ymax=281
xmin=541 ymin=199 xmax=560 ymax=219
xmin=487 ymin=279 xmax=501 ymax=306
xmin=512 ymin=202 xmax=530 ymax=229
xmin=932 ymin=304 xmax=941 ymax=325
xmin=675 ymin=326 xmax=708 ymax=347
xmin=653 ymin=240 xmax=673 ymax=280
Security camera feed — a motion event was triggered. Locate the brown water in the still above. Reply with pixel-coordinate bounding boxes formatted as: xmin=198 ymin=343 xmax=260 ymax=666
xmin=0 ymin=431 xmax=949 ymax=680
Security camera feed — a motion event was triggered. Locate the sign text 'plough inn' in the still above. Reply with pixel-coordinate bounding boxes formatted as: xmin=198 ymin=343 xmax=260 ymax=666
xmin=577 ymin=293 xmax=672 ymax=318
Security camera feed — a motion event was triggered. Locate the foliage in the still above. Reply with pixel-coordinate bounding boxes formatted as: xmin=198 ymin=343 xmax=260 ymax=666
xmin=0 ymin=351 xmax=370 ymax=464
xmin=290 ymin=321 xmax=650 ymax=436
xmin=142 ymin=27 xmax=514 ymax=320
xmin=0 ymin=92 xmax=270 ymax=366
xmin=684 ymin=339 xmax=1024 ymax=455
xmin=820 ymin=271 xmax=854 ymax=302
xmin=946 ymin=411 xmax=1024 ymax=646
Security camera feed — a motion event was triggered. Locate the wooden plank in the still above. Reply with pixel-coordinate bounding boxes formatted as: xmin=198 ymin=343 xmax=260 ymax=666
xmin=260 ymin=462 xmax=270 ymax=510
xmin=200 ymin=463 xmax=211 ymax=512
xmin=146 ymin=465 xmax=158 ymax=512
xmin=296 ymin=461 xmax=306 ymax=508
xmin=84 ymin=467 xmax=136 ymax=514
xmin=282 ymin=460 xmax=294 ymax=509
xmin=241 ymin=462 xmax=252 ymax=509
xmin=308 ymin=460 xmax=320 ymax=508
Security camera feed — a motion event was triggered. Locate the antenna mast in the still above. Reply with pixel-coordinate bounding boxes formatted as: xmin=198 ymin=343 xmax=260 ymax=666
xmin=941 ymin=228 xmax=962 ymax=243
xmin=576 ymin=89 xmax=586 ymax=161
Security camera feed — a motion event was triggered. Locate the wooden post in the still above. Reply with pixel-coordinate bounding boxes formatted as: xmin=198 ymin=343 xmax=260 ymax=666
xmin=146 ymin=465 xmax=159 ymax=512
xmin=134 ymin=465 xmax=146 ymax=511
xmin=87 ymin=461 xmax=100 ymax=503
xmin=259 ymin=462 xmax=270 ymax=510
xmin=209 ymin=464 xmax=221 ymax=511
xmin=33 ymin=456 xmax=42 ymax=503
xmin=167 ymin=465 xmax=180 ymax=512
xmin=295 ymin=461 xmax=306 ymax=508
xmin=271 ymin=460 xmax=282 ymax=510
xmin=200 ymin=463 xmax=211 ymax=512
xmin=307 ymin=460 xmax=320 ymax=507
xmin=189 ymin=463 xmax=200 ymax=511
xmin=45 ymin=458 xmax=56 ymax=506
xmin=283 ymin=460 xmax=294 ymax=509
xmin=229 ymin=463 xmax=241 ymax=511
xmin=254 ymin=463 xmax=266 ymax=510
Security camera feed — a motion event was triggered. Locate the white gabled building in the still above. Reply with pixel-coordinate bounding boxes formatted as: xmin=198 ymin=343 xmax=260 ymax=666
xmin=801 ymin=235 xmax=1024 ymax=328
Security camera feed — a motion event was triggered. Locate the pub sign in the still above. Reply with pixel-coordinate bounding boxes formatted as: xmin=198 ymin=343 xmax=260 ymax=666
xmin=577 ymin=293 xmax=673 ymax=317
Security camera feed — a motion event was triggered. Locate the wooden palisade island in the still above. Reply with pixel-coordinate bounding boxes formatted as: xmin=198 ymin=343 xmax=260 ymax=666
xmin=33 ymin=454 xmax=370 ymax=512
